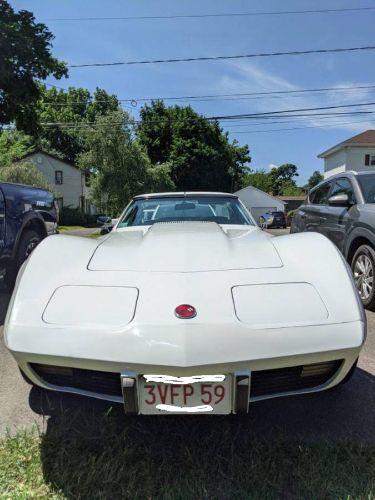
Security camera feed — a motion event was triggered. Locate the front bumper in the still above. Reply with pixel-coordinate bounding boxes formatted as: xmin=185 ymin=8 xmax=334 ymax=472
xmin=7 ymin=303 xmax=365 ymax=408
xmin=13 ymin=345 xmax=359 ymax=408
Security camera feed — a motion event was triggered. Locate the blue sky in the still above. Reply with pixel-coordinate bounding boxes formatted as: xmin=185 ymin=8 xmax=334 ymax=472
xmin=11 ymin=0 xmax=375 ymax=184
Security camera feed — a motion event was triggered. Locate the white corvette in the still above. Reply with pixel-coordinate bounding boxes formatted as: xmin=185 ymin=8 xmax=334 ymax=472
xmin=4 ymin=192 xmax=366 ymax=415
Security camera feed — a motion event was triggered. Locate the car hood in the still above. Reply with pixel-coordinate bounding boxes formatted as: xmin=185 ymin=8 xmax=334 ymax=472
xmin=88 ymin=222 xmax=283 ymax=272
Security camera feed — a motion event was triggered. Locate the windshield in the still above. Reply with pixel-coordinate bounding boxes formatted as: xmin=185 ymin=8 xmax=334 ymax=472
xmin=117 ymin=196 xmax=253 ymax=227
xmin=358 ymin=174 xmax=375 ymax=203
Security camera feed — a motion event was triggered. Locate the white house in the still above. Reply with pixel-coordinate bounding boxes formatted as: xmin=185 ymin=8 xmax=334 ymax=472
xmin=20 ymin=151 xmax=95 ymax=214
xmin=318 ymin=130 xmax=375 ymax=179
xmin=234 ymin=185 xmax=285 ymax=223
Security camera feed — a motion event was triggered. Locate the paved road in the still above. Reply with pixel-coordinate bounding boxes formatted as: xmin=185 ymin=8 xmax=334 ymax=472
xmin=1 ymin=229 xmax=374 ymax=441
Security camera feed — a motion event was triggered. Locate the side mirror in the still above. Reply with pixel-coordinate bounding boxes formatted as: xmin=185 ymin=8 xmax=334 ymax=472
xmin=100 ymin=225 xmax=113 ymax=235
xmin=328 ymin=193 xmax=350 ymax=207
xmin=259 ymin=217 xmax=268 ymax=230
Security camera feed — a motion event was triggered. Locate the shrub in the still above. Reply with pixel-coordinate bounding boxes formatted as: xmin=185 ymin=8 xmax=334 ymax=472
xmin=59 ymin=206 xmax=86 ymax=226
xmin=59 ymin=207 xmax=101 ymax=227
xmin=286 ymin=210 xmax=295 ymax=226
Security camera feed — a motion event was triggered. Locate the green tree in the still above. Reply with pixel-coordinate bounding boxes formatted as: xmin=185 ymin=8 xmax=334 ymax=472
xmin=240 ymin=168 xmax=273 ymax=192
xmin=33 ymin=86 xmax=120 ymax=163
xmin=137 ymin=101 xmax=250 ymax=192
xmin=281 ymin=181 xmax=305 ymax=196
xmin=0 ymin=161 xmax=52 ymax=190
xmin=0 ymin=1 xmax=67 ymax=131
xmin=78 ymin=110 xmax=175 ymax=215
xmin=0 ymin=129 xmax=35 ymax=166
xmin=306 ymin=170 xmax=324 ymax=190
xmin=269 ymin=163 xmax=299 ymax=195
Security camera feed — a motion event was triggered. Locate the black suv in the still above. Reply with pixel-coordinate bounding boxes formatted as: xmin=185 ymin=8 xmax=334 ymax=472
xmin=0 ymin=182 xmax=57 ymax=288
xmin=291 ymin=171 xmax=375 ymax=309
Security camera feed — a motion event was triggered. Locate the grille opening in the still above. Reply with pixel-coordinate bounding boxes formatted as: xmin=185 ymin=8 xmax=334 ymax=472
xmin=30 ymin=360 xmax=343 ymax=400
xmin=250 ymin=360 xmax=342 ymax=398
xmin=30 ymin=364 xmax=122 ymax=397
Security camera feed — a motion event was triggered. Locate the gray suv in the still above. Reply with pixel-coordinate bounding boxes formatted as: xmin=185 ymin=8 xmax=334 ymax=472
xmin=291 ymin=170 xmax=375 ymax=309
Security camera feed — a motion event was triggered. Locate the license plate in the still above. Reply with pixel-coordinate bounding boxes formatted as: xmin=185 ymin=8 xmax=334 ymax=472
xmin=138 ymin=375 xmax=232 ymax=414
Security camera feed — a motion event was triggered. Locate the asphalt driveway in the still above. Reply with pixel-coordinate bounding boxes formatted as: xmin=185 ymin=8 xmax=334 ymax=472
xmin=1 ymin=228 xmax=374 ymax=441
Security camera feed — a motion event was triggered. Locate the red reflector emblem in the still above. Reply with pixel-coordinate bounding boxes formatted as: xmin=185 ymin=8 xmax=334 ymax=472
xmin=174 ymin=304 xmax=197 ymax=319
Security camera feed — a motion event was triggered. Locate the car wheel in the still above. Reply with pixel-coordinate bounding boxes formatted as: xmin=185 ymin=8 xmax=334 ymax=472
xmin=351 ymin=244 xmax=375 ymax=310
xmin=5 ymin=229 xmax=42 ymax=290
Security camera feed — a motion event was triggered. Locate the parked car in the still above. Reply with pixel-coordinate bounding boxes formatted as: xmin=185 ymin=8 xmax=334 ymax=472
xmin=0 ymin=182 xmax=57 ymax=288
xmin=259 ymin=210 xmax=287 ymax=229
xmin=291 ymin=170 xmax=375 ymax=309
xmin=96 ymin=215 xmax=112 ymax=226
xmin=5 ymin=192 xmax=365 ymax=415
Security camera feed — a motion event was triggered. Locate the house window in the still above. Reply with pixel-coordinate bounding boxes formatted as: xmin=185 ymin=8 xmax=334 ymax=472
xmin=84 ymin=170 xmax=91 ymax=187
xmin=365 ymin=154 xmax=375 ymax=166
xmin=55 ymin=170 xmax=63 ymax=185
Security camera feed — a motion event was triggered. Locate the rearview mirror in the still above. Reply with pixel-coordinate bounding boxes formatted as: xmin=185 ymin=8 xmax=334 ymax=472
xmin=175 ymin=202 xmax=196 ymax=210
xmin=328 ymin=193 xmax=350 ymax=207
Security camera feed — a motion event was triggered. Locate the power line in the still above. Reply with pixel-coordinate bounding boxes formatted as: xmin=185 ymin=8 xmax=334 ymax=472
xmin=68 ymin=45 xmax=375 ymax=68
xmin=223 ymin=114 xmax=375 ymax=128
xmin=229 ymin=118 xmax=375 ymax=134
xmin=45 ymin=7 xmax=375 ymax=22
xmin=208 ymin=101 xmax=375 ymax=120
xmin=39 ymin=110 xmax=375 ymax=129
xmin=37 ymin=100 xmax=375 ymax=127
xmin=38 ymin=115 xmax=375 ymax=134
xmin=39 ymin=84 xmax=375 ymax=106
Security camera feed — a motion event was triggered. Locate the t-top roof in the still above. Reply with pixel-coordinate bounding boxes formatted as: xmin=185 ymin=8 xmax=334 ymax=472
xmin=133 ymin=192 xmax=238 ymax=200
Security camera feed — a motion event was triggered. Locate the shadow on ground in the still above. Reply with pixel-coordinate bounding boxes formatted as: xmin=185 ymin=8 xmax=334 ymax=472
xmin=28 ymin=369 xmax=375 ymax=498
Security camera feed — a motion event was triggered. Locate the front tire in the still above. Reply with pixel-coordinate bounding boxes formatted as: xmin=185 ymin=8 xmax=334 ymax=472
xmin=351 ymin=244 xmax=375 ymax=310
xmin=5 ymin=229 xmax=42 ymax=290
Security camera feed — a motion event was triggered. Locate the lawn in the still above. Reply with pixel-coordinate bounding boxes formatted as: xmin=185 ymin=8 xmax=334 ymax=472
xmin=0 ymin=406 xmax=374 ymax=499
xmin=57 ymin=226 xmax=101 ymax=238
xmin=57 ymin=225 xmax=88 ymax=233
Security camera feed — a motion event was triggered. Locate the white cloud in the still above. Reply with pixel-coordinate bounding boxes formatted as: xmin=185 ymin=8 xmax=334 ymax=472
xmin=215 ymin=61 xmax=375 ymax=133
xmin=267 ymin=163 xmax=279 ymax=171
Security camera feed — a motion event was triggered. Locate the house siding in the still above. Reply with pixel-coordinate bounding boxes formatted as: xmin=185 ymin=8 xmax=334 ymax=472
xmin=323 ymin=149 xmax=347 ymax=178
xmin=323 ymin=146 xmax=375 ymax=178
xmin=23 ymin=152 xmax=86 ymax=210
xmin=346 ymin=147 xmax=375 ymax=173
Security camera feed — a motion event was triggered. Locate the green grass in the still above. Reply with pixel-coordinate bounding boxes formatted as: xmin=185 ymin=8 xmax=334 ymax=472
xmin=0 ymin=408 xmax=374 ymax=499
xmin=87 ymin=231 xmax=100 ymax=238
xmin=57 ymin=226 xmax=100 ymax=238
xmin=57 ymin=225 xmax=86 ymax=232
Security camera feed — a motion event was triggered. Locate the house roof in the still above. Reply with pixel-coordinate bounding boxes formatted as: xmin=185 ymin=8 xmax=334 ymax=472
xmin=234 ymin=185 xmax=286 ymax=205
xmin=318 ymin=130 xmax=375 ymax=158
xmin=19 ymin=150 xmax=77 ymax=169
